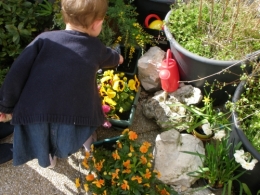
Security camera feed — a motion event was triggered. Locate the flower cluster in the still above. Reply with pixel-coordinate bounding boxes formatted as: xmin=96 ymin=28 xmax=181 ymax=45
xmin=184 ymin=131 xmax=258 ymax=192
xmin=98 ymin=70 xmax=140 ymax=124
xmin=76 ymin=129 xmax=177 ymax=195
xmin=234 ymin=150 xmax=258 ymax=170
xmin=98 ymin=0 xmax=154 ymax=60
xmin=172 ymin=92 xmax=231 ymax=139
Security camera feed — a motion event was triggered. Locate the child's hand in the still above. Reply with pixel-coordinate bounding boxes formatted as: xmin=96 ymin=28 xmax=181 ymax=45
xmin=119 ymin=54 xmax=124 ymax=64
xmin=0 ymin=113 xmax=12 ymax=122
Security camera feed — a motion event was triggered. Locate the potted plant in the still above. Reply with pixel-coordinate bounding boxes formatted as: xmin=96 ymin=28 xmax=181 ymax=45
xmin=76 ymin=129 xmax=178 ymax=195
xmin=97 ymin=70 xmax=141 ymax=129
xmin=224 ymin=56 xmax=260 ymax=194
xmin=163 ymin=0 xmax=260 ymax=105
xmin=170 ymin=90 xmax=231 ymax=140
xmin=183 ymin=131 xmax=258 ymax=194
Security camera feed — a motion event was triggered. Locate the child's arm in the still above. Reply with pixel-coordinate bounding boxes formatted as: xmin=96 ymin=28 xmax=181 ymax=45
xmin=119 ymin=54 xmax=124 ymax=65
xmin=0 ymin=113 xmax=12 ymax=122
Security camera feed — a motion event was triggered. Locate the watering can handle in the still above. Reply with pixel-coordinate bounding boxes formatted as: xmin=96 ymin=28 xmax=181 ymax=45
xmin=144 ymin=14 xmax=161 ymax=28
xmin=166 ymin=49 xmax=172 ymax=67
xmin=166 ymin=49 xmax=172 ymax=60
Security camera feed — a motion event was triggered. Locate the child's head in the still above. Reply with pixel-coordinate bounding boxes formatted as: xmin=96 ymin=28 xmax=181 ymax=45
xmin=61 ymin=0 xmax=108 ymax=29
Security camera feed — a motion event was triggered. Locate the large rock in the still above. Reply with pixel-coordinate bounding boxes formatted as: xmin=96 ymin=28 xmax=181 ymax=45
xmin=142 ymin=83 xmax=203 ymax=130
xmin=153 ymin=129 xmax=205 ymax=189
xmin=138 ymin=46 xmax=165 ymax=92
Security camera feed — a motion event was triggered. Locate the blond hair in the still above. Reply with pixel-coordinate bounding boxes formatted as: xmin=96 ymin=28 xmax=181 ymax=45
xmin=61 ymin=0 xmax=108 ymax=28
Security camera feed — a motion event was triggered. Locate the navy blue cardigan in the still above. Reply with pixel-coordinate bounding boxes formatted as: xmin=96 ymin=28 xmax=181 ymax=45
xmin=0 ymin=30 xmax=120 ymax=126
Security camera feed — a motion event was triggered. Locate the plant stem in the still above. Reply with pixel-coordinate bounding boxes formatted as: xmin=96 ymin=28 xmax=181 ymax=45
xmin=230 ymin=0 xmax=240 ymax=39
xmin=198 ymin=0 xmax=203 ymax=28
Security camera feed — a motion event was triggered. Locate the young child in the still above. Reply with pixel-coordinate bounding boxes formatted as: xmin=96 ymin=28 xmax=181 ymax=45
xmin=0 ymin=0 xmax=123 ymax=168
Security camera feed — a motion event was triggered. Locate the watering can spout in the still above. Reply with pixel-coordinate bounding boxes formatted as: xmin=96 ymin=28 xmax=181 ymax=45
xmin=159 ymin=49 xmax=180 ymax=93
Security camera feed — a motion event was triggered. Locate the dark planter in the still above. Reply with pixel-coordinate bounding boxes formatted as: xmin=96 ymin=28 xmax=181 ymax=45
xmin=230 ymin=80 xmax=260 ymax=194
xmin=103 ymin=46 xmax=141 ymax=76
xmin=164 ymin=10 xmax=249 ymax=105
xmin=108 ymin=86 xmax=141 ymax=130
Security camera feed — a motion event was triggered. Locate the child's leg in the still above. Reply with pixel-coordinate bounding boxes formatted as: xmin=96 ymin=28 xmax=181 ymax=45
xmin=48 ymin=154 xmax=57 ymax=168
xmin=83 ymin=131 xmax=97 ymax=151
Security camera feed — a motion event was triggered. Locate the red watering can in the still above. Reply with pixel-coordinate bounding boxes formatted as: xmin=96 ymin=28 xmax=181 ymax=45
xmin=159 ymin=49 xmax=179 ymax=93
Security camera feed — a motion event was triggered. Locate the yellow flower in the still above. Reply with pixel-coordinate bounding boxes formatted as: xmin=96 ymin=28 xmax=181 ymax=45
xmin=128 ymin=79 xmax=136 ymax=91
xmin=144 ymin=183 xmax=150 ymax=187
xmin=121 ymin=180 xmax=130 ymax=190
xmin=106 ymin=88 xmax=117 ymax=99
xmin=82 ymin=158 xmax=89 ymax=169
xmin=130 ymin=144 xmax=135 ymax=152
xmin=75 ymin=178 xmax=80 ymax=188
xmin=122 ymin=128 xmax=129 ymax=135
xmin=93 ymin=179 xmax=105 ymax=188
xmin=113 ymin=80 xmax=125 ymax=92
xmin=202 ymin=96 xmax=211 ymax=104
xmin=103 ymin=96 xmax=117 ymax=106
xmin=119 ymin=107 xmax=124 ymax=113
xmin=84 ymin=184 xmax=89 ymax=192
xmin=101 ymin=75 xmax=112 ymax=84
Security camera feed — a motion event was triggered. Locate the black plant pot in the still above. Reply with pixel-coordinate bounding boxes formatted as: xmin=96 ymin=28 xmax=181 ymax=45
xmin=164 ymin=10 xmax=251 ymax=106
xmin=230 ymin=80 xmax=260 ymax=194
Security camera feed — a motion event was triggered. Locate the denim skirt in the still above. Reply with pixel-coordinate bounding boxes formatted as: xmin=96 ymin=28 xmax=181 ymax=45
xmin=12 ymin=123 xmax=96 ymax=168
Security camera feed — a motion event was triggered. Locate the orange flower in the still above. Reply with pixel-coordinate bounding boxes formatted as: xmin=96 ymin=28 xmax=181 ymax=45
xmin=93 ymin=179 xmax=105 ymax=188
xmin=75 ymin=178 xmax=80 ymax=188
xmin=121 ymin=180 xmax=130 ymax=190
xmin=123 ymin=160 xmax=131 ymax=169
xmin=86 ymin=173 xmax=94 ymax=181
xmin=131 ymin=176 xmax=142 ymax=183
xmin=122 ymin=168 xmax=131 ymax=173
xmin=112 ymin=169 xmax=120 ymax=180
xmin=82 ymin=158 xmax=89 ymax=169
xmin=144 ymin=169 xmax=151 ymax=179
xmin=117 ymin=141 xmax=122 ymax=148
xmin=154 ymin=170 xmax=161 ymax=178
xmin=130 ymin=144 xmax=135 ymax=152
xmin=85 ymin=151 xmax=91 ymax=159
xmin=94 ymin=159 xmax=105 ymax=172
xmin=128 ymin=131 xmax=138 ymax=140
xmin=112 ymin=150 xmax=120 ymax=160
xmin=143 ymin=141 xmax=151 ymax=148
xmin=140 ymin=145 xmax=148 ymax=153
xmin=140 ymin=155 xmax=147 ymax=164
xmin=160 ymin=188 xmax=170 ymax=195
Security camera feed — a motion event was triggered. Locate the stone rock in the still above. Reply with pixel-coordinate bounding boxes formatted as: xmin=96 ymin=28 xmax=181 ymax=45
xmin=153 ymin=129 xmax=205 ymax=188
xmin=137 ymin=46 xmax=165 ymax=92
xmin=142 ymin=83 xmax=203 ymax=130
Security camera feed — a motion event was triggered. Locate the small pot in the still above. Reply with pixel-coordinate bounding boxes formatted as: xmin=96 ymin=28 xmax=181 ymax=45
xmin=192 ymin=128 xmax=213 ymax=141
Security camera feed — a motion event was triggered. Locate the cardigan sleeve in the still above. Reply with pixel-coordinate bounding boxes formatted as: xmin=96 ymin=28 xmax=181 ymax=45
xmin=98 ymin=45 xmax=120 ymax=69
xmin=0 ymin=38 xmax=40 ymax=113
